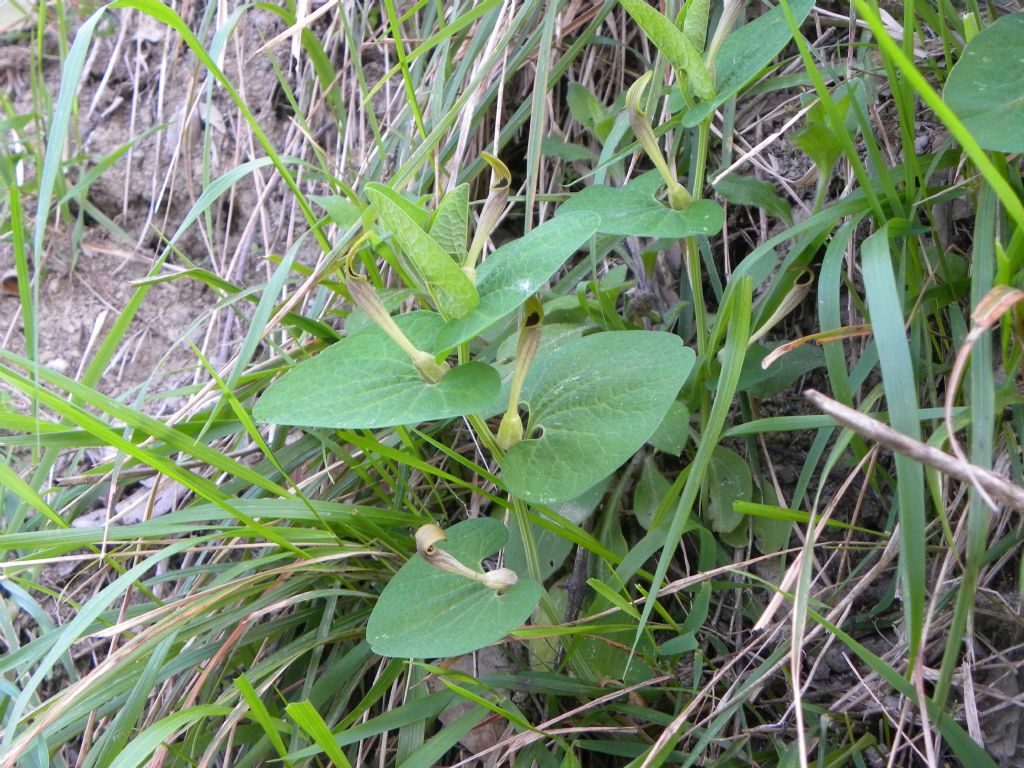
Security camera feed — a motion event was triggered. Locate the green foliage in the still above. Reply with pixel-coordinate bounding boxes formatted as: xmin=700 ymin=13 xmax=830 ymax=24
xmin=706 ymin=446 xmax=752 ymax=534
xmin=366 ymin=184 xmax=479 ymax=319
xmin=794 ymin=79 xmax=866 ymax=208
xmin=619 ymin=0 xmax=714 ymax=99
xmin=738 ymin=344 xmax=826 ymax=398
xmin=6 ymin=0 xmax=1023 ymax=765
xmin=633 ymin=457 xmax=672 ymax=530
xmin=714 ymin=173 xmax=792 ymax=224
xmin=255 ymin=146 xmax=702 ymax=655
xmin=682 ymin=0 xmax=815 ymax=126
xmin=312 ymin=194 xmax=362 ymax=231
xmin=501 ymin=331 xmax=695 ymax=504
xmin=566 ymin=82 xmax=614 ymax=139
xmin=647 ymin=399 xmax=689 ymax=456
xmin=681 ymin=0 xmax=710 ymax=53
xmin=367 ymin=519 xmax=543 ymax=658
xmin=504 ymin=480 xmax=606 ymax=580
xmin=943 ymin=13 xmax=1024 ymax=153
xmin=558 ymin=172 xmax=724 ymax=237
xmin=428 ymin=183 xmax=471 ymax=261
xmin=253 ymin=313 xmax=500 ymax=429
xmin=434 ymin=211 xmax=599 ymax=349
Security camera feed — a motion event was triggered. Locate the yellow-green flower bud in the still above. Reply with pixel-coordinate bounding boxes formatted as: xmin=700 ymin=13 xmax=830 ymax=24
xmin=626 ymin=73 xmax=691 ymax=211
xmin=466 ymin=153 xmax=511 ymax=274
xmin=347 ymin=258 xmax=449 ymax=384
xmin=498 ymin=296 xmax=544 ymax=451
xmin=496 ymin=409 xmax=524 ymax=451
xmin=414 ymin=524 xmax=519 ymax=592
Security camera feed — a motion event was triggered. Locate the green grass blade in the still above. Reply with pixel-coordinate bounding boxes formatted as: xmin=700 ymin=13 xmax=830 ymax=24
xmin=2 ymin=538 xmax=196 ymax=754
xmin=0 ymin=361 xmax=304 ymax=557
xmin=933 ymin=184 xmax=997 ymax=706
xmin=0 ymin=461 xmax=68 ymax=532
xmin=285 ymin=701 xmax=353 ymax=767
xmin=1 ymin=351 xmax=296 ymax=501
xmin=106 ymin=705 xmax=233 ymax=768
xmin=861 ymin=227 xmax=926 ymax=666
xmin=83 ymin=634 xmax=179 ymax=768
xmin=383 ymin=0 xmax=426 ymax=139
xmin=31 ymin=7 xmax=104 ymax=286
xmin=853 ymin=0 xmax=1024 ymax=231
xmin=633 ymin=277 xmax=752 ymax=663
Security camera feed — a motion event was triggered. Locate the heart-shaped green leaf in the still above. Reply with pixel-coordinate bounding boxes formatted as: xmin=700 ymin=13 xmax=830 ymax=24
xmin=366 ymin=183 xmax=478 ymax=319
xmin=706 ymin=446 xmax=751 ymax=533
xmin=367 ymin=518 xmax=543 ymax=658
xmin=682 ymin=0 xmax=815 ymax=127
xmin=574 ymin=614 xmax=656 ymax=685
xmin=634 ymin=457 xmax=672 ymax=530
xmin=567 ymin=82 xmax=613 ymax=139
xmin=647 ymin=400 xmax=690 ymax=455
xmin=253 ymin=312 xmax=499 ymax=429
xmin=434 ymin=211 xmax=599 ymax=350
xmin=792 ymin=79 xmax=864 ymax=189
xmin=557 ymin=173 xmax=723 ymax=238
xmin=943 ymin=13 xmax=1024 ymax=153
xmin=501 ymin=331 xmax=695 ymax=504
xmin=737 ymin=343 xmax=824 ymax=399
xmin=713 ymin=174 xmax=791 ymax=224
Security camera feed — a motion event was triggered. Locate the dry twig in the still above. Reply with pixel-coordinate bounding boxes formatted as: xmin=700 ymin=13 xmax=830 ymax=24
xmin=804 ymin=389 xmax=1024 ymax=511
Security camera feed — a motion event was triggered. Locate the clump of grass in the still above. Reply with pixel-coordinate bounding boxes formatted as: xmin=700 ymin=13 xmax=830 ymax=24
xmin=1 ymin=1 xmax=1023 ymax=766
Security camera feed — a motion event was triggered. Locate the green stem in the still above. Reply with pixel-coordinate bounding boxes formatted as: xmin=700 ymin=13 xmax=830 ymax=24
xmin=689 ymin=119 xmax=711 ymax=203
xmin=686 ymin=239 xmax=708 ymax=358
xmin=511 ymin=496 xmax=544 ymax=586
xmin=460 ymin=342 xmax=500 ymax=455
xmin=510 ymin=496 xmax=595 ymax=679
xmin=681 ymin=117 xmax=710 ymax=355
xmin=686 ymin=238 xmax=711 ymax=435
xmin=466 ymin=412 xmax=500 ymax=458
xmin=812 ymin=175 xmax=829 ymax=214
